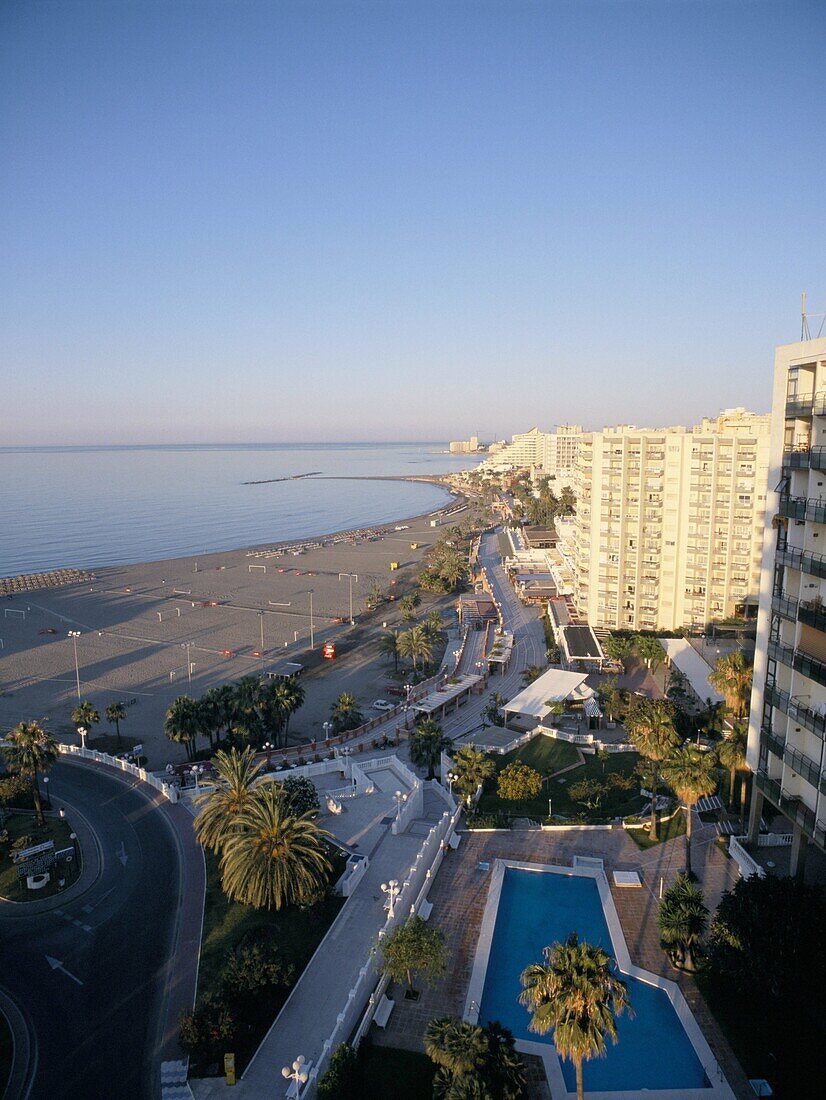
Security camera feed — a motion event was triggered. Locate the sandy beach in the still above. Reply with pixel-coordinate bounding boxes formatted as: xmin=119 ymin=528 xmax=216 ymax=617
xmin=0 ymin=483 xmax=473 ymax=767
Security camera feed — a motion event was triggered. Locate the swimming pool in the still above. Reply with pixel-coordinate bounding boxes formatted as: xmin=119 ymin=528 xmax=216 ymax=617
xmin=466 ymin=861 xmax=735 ymax=1099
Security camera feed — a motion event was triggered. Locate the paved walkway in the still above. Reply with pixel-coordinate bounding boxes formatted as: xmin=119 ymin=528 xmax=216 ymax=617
xmin=372 ymin=822 xmax=753 ymax=1100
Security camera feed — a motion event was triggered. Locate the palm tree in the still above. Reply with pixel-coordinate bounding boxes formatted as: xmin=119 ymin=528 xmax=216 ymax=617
xmin=624 ymin=700 xmax=680 ymax=841
xmin=409 ymin=719 xmax=452 ymax=780
xmin=657 ymin=873 xmax=708 ymax=971
xmin=105 ymin=701 xmax=127 ymax=746
xmin=634 ymin=635 xmax=664 ymax=669
xmin=718 ymin=727 xmax=748 ymax=813
xmin=424 ymin=611 xmax=444 ymax=638
xmin=399 ymin=594 xmax=420 ymax=621
xmin=439 ymin=554 xmax=466 ymax=591
xmin=2 ymin=721 xmax=59 ymax=826
xmin=71 ymin=700 xmax=100 ymax=740
xmin=330 ymin=692 xmax=363 ymax=734
xmin=450 ymin=745 xmax=495 ymax=806
xmin=425 ymin=1017 xmax=489 ymax=1078
xmin=232 ymin=675 xmax=265 ymax=746
xmin=219 ymin=786 xmax=332 ymax=910
xmin=193 ymin=746 xmax=263 ymax=854
xmin=409 ymin=624 xmax=433 ymax=670
xmin=522 ymin=665 xmax=545 ymax=685
xmin=164 ymin=695 xmax=202 ymax=760
xmin=200 ymin=686 xmax=228 ymax=749
xmin=378 ymin=630 xmax=401 ymax=672
xmin=519 ymin=933 xmax=633 ymax=1100
xmin=708 ymin=649 xmax=753 ymax=719
xmin=662 ymin=746 xmax=719 ymax=875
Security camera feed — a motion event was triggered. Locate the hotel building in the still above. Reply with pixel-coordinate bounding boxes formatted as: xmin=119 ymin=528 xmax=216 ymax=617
xmin=747 ymin=338 xmax=826 ymax=875
xmin=568 ymin=410 xmax=771 ymax=632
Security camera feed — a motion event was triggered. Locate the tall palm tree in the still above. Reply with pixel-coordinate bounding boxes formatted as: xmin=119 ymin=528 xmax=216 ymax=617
xmin=71 ymin=700 xmax=100 ymax=739
xmin=279 ymin=675 xmax=304 ymax=743
xmin=409 ymin=624 xmax=433 ymax=670
xmin=439 ymin=554 xmax=466 ymax=591
xmin=424 ymin=611 xmax=444 ymax=638
xmin=193 ymin=746 xmax=263 ymax=853
xmin=519 ymin=933 xmax=632 ymax=1100
xmin=396 ymin=628 xmax=417 ymax=670
xmin=409 ymin=719 xmax=452 ymax=780
xmin=662 ymin=746 xmax=719 ymax=875
xmin=424 ymin=1017 xmax=489 ymax=1078
xmin=164 ymin=695 xmax=202 ymax=760
xmin=2 ymin=721 xmax=59 ymax=826
xmin=657 ymin=873 xmax=708 ymax=972
xmin=708 ymin=649 xmax=753 ymax=719
xmin=105 ymin=701 xmax=127 ymax=746
xmin=450 ymin=745 xmax=495 ymax=806
xmin=718 ymin=727 xmax=748 ymax=813
xmin=625 ymin=700 xmax=679 ymax=841
xmin=232 ymin=675 xmax=265 ymax=746
xmin=330 ymin=692 xmax=363 ymax=734
xmin=219 ymin=786 xmax=332 ymax=910
xmin=378 ymin=630 xmax=401 ymax=672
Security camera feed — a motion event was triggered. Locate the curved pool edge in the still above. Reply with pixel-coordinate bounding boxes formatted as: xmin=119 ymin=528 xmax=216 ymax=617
xmin=463 ymin=858 xmax=737 ymax=1100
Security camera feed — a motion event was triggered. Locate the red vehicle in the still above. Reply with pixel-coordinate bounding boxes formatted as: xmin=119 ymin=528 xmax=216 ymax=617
xmin=322 ymin=642 xmax=336 ymax=660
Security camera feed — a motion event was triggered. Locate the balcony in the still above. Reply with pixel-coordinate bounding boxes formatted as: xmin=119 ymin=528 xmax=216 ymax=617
xmin=765 ymin=681 xmax=826 ymax=740
xmin=783 ymin=743 xmax=824 ymax=792
xmin=799 ymin=599 xmax=826 ymax=633
xmin=760 ymin=723 xmax=786 ymax=759
xmin=778 ymin=494 xmax=826 ymax=524
xmin=776 ymin=545 xmax=826 ymax=580
xmin=779 ymin=788 xmax=817 ymax=835
xmin=771 ymin=594 xmax=798 ymax=621
xmin=792 ymin=647 xmax=826 ymax=689
xmin=785 ymin=393 xmax=815 ymax=417
xmin=755 ymin=769 xmax=782 ymax=806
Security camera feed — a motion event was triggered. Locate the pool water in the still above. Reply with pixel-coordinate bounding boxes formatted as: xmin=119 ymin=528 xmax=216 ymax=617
xmin=478 ymin=868 xmax=708 ymax=1093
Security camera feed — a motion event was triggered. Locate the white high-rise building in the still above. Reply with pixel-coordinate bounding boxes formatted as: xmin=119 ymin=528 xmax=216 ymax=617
xmin=746 ymin=338 xmax=826 ymax=876
xmin=478 ymin=427 xmax=549 ymax=472
xmin=571 ymin=411 xmax=771 ymax=632
xmin=543 ymin=424 xmax=583 ymax=479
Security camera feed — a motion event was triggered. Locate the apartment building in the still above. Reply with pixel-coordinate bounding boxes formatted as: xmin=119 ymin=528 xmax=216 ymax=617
xmin=746 ymin=338 xmax=826 ymax=874
xmin=449 ymin=436 xmax=479 ymax=454
xmin=570 ymin=411 xmax=771 ymax=632
xmin=478 ymin=427 xmax=549 ymax=472
xmin=543 ymin=424 xmax=583 ymax=480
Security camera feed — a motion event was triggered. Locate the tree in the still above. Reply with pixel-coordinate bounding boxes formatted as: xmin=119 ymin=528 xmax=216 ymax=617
xmin=521 ymin=665 xmax=545 ymax=685
xmin=634 ymin=635 xmax=664 ymax=670
xmin=409 ymin=719 xmax=452 ymax=780
xmin=661 ymin=746 xmax=718 ymax=874
xmin=105 ymin=701 xmax=127 ymax=746
xmin=71 ymin=700 xmax=100 ymax=738
xmin=658 ymin=873 xmax=708 ymax=971
xmin=317 ymin=1043 xmax=359 ymax=1100
xmin=278 ymin=775 xmax=319 ymax=816
xmin=568 ymin=778 xmax=606 ymax=811
xmin=2 ymin=721 xmax=59 ymax=826
xmin=424 ymin=610 xmax=444 ymax=638
xmin=408 ymin=624 xmax=434 ymax=670
xmin=259 ymin=675 xmax=304 ymax=748
xmin=221 ymin=942 xmax=294 ymax=1011
xmin=624 ymin=699 xmax=679 ymax=841
xmin=399 ymin=594 xmax=419 ymax=622
xmin=424 ymin=1017 xmax=525 ymax=1100
xmin=178 ymin=993 xmax=235 ymax=1066
xmin=497 ymin=761 xmax=542 ymax=802
xmin=330 ymin=692 xmax=363 ymax=734
xmin=219 ymin=786 xmax=332 ymax=910
xmin=380 ymin=915 xmax=447 ymax=991
xmin=709 ymin=875 xmax=826 ymax=1000
xmin=450 ymin=745 xmax=495 ymax=807
xmin=484 ymin=692 xmax=506 ymax=727
xmin=193 ymin=747 xmax=263 ymax=853
xmin=602 ymin=634 xmax=633 ymax=670
xmin=717 ymin=727 xmax=748 ymax=813
xmin=708 ymin=649 xmax=753 ymax=719
xmin=165 ymin=695 xmax=202 ymax=760
xmin=379 ymin=630 xmax=401 ymax=672
xmin=519 ymin=933 xmax=633 ymax=1100
xmin=201 ymin=684 xmax=236 ymax=748
xmin=230 ymin=675 xmax=266 ymax=746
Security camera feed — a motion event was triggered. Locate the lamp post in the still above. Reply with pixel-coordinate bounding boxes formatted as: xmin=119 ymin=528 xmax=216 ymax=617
xmin=381 ymin=878 xmax=400 ymax=919
xmin=263 ymin=741 xmax=273 ymax=769
xmin=257 ymin=610 xmax=265 ymax=672
xmin=77 ymin=726 xmax=88 ymax=752
xmin=548 ymin=797 xmax=552 ymax=819
xmin=192 ymin=764 xmax=204 ymax=790
xmin=69 ymin=831 xmax=79 ymax=864
xmin=338 ymin=573 xmax=358 ymax=625
xmin=447 ymin=771 xmax=456 ymax=796
xmin=68 ymin=631 xmax=81 ymax=699
xmin=180 ymin=642 xmax=194 ymax=689
xmin=309 ymin=591 xmax=315 ymax=649
xmin=323 ymin=721 xmax=331 ymax=743
xmin=394 ymin=789 xmax=407 ymax=824
xmin=42 ymin=776 xmax=51 ymax=810
xmin=281 ymin=1055 xmax=309 ymax=1096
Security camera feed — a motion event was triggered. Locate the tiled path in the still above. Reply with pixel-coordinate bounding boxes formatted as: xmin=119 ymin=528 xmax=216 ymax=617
xmin=372 ymin=821 xmax=754 ymax=1100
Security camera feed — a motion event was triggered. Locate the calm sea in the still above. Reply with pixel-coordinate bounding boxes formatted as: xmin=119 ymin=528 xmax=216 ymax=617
xmin=0 ymin=443 xmax=475 ymax=576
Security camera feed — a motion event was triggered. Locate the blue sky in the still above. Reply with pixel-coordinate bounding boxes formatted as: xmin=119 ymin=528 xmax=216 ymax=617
xmin=1 ymin=0 xmax=824 ymax=444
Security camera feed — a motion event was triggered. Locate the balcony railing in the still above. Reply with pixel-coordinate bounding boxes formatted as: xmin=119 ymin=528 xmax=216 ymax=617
xmin=778 ymin=494 xmax=826 ymax=525
xmin=793 ymin=647 xmax=826 ymax=690
xmin=760 ymin=724 xmax=786 ymax=759
xmin=779 ymin=788 xmax=817 ymax=835
xmin=799 ymin=599 xmax=826 ymax=633
xmin=785 ymin=393 xmax=815 ymax=417
xmin=783 ymin=448 xmax=812 ymax=469
xmin=771 ymin=594 xmax=799 ymax=621
xmin=783 ymin=744 xmax=823 ymax=791
xmin=765 ymin=681 xmax=826 ymax=740
xmin=776 ymin=545 xmax=826 ymax=580
xmin=755 ymin=769 xmax=782 ymax=806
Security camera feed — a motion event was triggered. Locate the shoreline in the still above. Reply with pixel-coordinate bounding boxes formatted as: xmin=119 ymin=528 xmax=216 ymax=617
xmin=0 ymin=473 xmax=461 ymax=585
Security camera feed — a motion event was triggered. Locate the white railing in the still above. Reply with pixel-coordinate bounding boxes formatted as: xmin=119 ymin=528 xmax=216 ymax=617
xmin=58 ymin=744 xmax=179 ymax=802
xmin=757 ymin=832 xmax=793 ymax=847
xmin=303 ymin=803 xmax=462 ymax=1097
xmin=729 ymin=835 xmax=766 ymax=879
xmin=392 ymin=779 xmax=423 ymax=835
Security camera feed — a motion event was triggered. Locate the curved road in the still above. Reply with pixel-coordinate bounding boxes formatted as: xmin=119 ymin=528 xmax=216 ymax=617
xmin=0 ymin=761 xmax=184 ymax=1100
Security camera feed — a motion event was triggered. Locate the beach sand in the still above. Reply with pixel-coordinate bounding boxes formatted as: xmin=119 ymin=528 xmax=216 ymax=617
xmin=0 ymin=492 xmax=472 ymax=767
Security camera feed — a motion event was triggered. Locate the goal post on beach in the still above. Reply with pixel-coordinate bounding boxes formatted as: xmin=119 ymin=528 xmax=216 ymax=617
xmin=249 ymin=564 xmax=266 ymax=573
xmin=3 ymin=608 xmax=25 ymax=619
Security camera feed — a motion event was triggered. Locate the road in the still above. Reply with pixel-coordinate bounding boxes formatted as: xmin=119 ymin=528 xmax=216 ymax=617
xmin=0 ymin=761 xmax=183 ymax=1100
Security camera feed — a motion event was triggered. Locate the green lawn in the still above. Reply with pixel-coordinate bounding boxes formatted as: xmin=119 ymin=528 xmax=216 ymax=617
xmin=195 ymin=848 xmax=346 ymax=1073
xmin=475 ymin=735 xmax=580 ymax=821
xmin=627 ymin=808 xmax=686 ymax=849
xmin=0 ymin=813 xmax=79 ymax=901
xmin=357 ymin=1043 xmax=435 ymax=1099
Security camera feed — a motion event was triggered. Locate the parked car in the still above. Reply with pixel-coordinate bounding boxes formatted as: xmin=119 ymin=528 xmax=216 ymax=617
xmin=372 ymin=699 xmax=395 ymax=712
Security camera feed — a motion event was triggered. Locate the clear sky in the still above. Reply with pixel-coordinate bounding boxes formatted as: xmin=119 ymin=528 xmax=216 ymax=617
xmin=1 ymin=0 xmax=824 ymax=445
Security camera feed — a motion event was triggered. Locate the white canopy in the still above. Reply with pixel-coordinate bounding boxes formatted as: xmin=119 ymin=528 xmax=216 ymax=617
xmin=661 ymin=638 xmax=725 ymax=706
xmin=503 ymin=668 xmax=591 ymax=720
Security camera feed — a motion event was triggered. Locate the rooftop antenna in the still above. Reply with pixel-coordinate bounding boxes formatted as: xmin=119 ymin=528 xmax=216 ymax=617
xmin=801 ymin=293 xmax=826 ymax=340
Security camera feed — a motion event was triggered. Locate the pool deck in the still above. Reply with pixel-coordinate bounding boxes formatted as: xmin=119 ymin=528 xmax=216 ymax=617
xmin=370 ymin=820 xmax=754 ymax=1100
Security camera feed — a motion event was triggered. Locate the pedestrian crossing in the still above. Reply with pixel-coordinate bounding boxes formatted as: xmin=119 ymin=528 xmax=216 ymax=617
xmin=160 ymin=1060 xmax=193 ymax=1100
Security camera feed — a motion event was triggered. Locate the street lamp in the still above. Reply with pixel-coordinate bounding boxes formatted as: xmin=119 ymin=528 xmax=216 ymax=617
xmin=257 ymin=610 xmax=265 ymax=671
xmin=68 ymin=631 xmax=81 ymax=699
xmin=192 ymin=764 xmax=204 ymax=790
xmin=263 ymin=741 xmax=273 ymax=769
xmin=59 ymin=807 xmax=66 ymax=820
xmin=381 ymin=878 xmax=400 ymax=919
xmin=77 ymin=726 xmax=88 ymax=752
xmin=394 ymin=789 xmax=407 ymax=823
xmin=180 ymin=642 xmax=194 ymax=689
xmin=42 ymin=776 xmax=51 ymax=810
xmin=548 ymin=797 xmax=552 ymax=818
xmin=447 ymin=771 xmax=457 ymax=796
xmin=338 ymin=573 xmax=358 ymax=625
xmin=281 ymin=1055 xmax=309 ymax=1096
xmin=69 ymin=831 xmax=79 ymax=864
xmin=323 ymin=721 xmax=331 ymax=742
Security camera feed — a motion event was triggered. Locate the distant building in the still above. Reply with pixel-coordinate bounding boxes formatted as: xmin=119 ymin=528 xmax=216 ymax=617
xmin=479 ymin=427 xmax=550 ymax=472
xmin=449 ymin=435 xmax=480 ymax=454
xmin=543 ymin=425 xmax=583 ymax=479
xmin=570 ymin=409 xmax=771 ymax=631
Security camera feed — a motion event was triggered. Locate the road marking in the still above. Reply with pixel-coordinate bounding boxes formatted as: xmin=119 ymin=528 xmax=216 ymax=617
xmin=81 ymin=886 xmax=116 ymax=914
xmin=45 ymin=955 xmax=84 ymax=986
xmin=116 ymin=840 xmax=128 ymax=866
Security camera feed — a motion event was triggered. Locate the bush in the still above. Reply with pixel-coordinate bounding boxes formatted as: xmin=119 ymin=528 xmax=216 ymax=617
xmin=221 ymin=943 xmax=294 ymax=1005
xmin=317 ymin=1043 xmax=359 ymax=1100
xmin=466 ymin=812 xmax=510 ymax=830
xmin=11 ymin=834 xmax=34 ymax=854
xmin=0 ymin=775 xmax=31 ymax=808
xmin=497 ymin=762 xmax=542 ymax=802
xmin=178 ymin=993 xmax=235 ymax=1066
xmin=276 ymin=775 xmax=320 ymax=816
